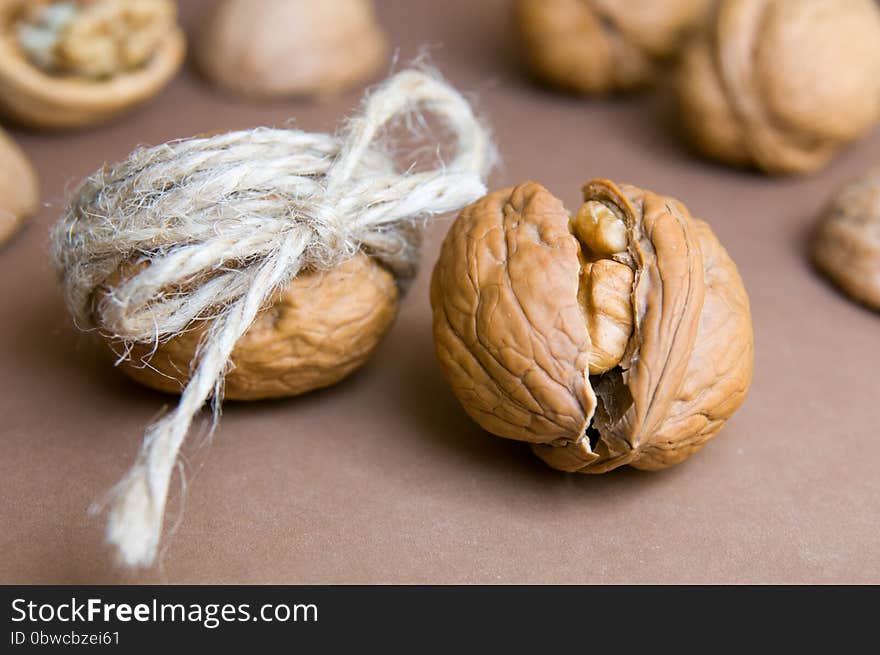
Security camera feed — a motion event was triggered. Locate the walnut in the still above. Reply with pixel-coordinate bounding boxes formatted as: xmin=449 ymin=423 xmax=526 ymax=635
xmin=675 ymin=0 xmax=880 ymax=175
xmin=0 ymin=127 xmax=39 ymax=246
xmin=812 ymin=168 xmax=880 ymax=310
xmin=513 ymin=0 xmax=711 ymax=95
xmin=195 ymin=0 xmax=388 ymax=99
xmin=431 ymin=179 xmax=754 ymax=473
xmin=96 ymin=252 xmax=399 ymax=400
xmin=0 ymin=0 xmax=185 ymax=130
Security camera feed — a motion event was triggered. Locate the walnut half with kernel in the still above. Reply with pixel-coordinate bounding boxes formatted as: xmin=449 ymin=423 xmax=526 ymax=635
xmin=0 ymin=0 xmax=185 ymax=130
xmin=431 ymin=179 xmax=754 ymax=473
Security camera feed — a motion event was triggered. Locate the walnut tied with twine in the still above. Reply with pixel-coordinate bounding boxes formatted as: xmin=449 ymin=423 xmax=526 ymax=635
xmin=51 ymin=69 xmax=496 ymax=567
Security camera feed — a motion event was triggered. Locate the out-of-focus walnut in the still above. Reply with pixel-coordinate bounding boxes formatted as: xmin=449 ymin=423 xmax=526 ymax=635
xmin=0 ymin=0 xmax=185 ymax=130
xmin=675 ymin=0 xmax=880 ymax=175
xmin=95 ymin=252 xmax=399 ymax=400
xmin=0 ymin=127 xmax=39 ymax=246
xmin=195 ymin=0 xmax=388 ymax=99
xmin=431 ymin=179 xmax=754 ymax=473
xmin=19 ymin=0 xmax=176 ymax=78
xmin=812 ymin=168 xmax=880 ymax=310
xmin=513 ymin=0 xmax=711 ymax=95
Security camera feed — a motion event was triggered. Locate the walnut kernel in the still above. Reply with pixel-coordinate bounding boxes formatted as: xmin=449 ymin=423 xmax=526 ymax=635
xmin=18 ymin=0 xmax=176 ymax=78
xmin=0 ymin=0 xmax=185 ymax=129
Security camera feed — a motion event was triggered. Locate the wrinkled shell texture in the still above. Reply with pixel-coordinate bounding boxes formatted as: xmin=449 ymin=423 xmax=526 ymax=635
xmin=100 ymin=253 xmax=399 ymax=401
xmin=0 ymin=127 xmax=39 ymax=246
xmin=812 ymin=168 xmax=880 ymax=310
xmin=431 ymin=180 xmax=754 ymax=473
xmin=514 ymin=0 xmax=710 ymax=94
xmin=675 ymin=0 xmax=880 ymax=174
xmin=0 ymin=0 xmax=185 ymax=130
xmin=196 ymin=0 xmax=387 ymax=98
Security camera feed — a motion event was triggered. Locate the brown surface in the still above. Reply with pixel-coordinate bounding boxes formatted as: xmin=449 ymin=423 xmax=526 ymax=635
xmin=1 ymin=0 xmax=879 ymax=584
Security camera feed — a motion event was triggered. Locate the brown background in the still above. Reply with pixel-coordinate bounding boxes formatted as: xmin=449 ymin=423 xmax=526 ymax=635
xmin=2 ymin=0 xmax=878 ymax=584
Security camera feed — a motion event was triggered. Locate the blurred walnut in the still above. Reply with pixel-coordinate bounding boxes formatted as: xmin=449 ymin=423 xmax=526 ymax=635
xmin=812 ymin=168 xmax=880 ymax=310
xmin=196 ymin=0 xmax=388 ymax=99
xmin=513 ymin=0 xmax=710 ymax=95
xmin=18 ymin=0 xmax=176 ymax=78
xmin=95 ymin=252 xmax=398 ymax=400
xmin=431 ymin=179 xmax=753 ymax=473
xmin=0 ymin=127 xmax=39 ymax=246
xmin=675 ymin=0 xmax=880 ymax=175
xmin=0 ymin=0 xmax=185 ymax=130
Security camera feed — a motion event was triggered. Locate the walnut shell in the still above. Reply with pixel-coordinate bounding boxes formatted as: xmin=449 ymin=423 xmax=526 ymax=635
xmin=675 ymin=0 xmax=880 ymax=175
xmin=0 ymin=126 xmax=39 ymax=245
xmin=812 ymin=168 xmax=880 ymax=310
xmin=195 ymin=0 xmax=387 ymax=99
xmin=99 ymin=253 xmax=399 ymax=400
xmin=513 ymin=0 xmax=711 ymax=95
xmin=431 ymin=179 xmax=754 ymax=473
xmin=0 ymin=0 xmax=185 ymax=130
